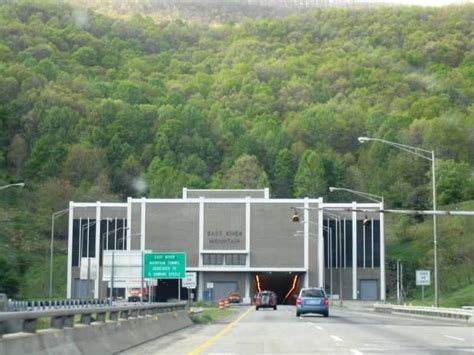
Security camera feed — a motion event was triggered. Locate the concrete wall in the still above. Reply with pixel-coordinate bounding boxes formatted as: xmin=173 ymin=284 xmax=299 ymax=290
xmin=202 ymin=272 xmax=247 ymax=298
xmin=186 ymin=189 xmax=267 ymax=198
xmin=204 ymin=203 xmax=246 ymax=251
xmin=250 ymin=203 xmax=305 ymax=268
xmin=0 ymin=311 xmax=192 ymax=355
xmin=145 ymin=203 xmax=200 ymax=267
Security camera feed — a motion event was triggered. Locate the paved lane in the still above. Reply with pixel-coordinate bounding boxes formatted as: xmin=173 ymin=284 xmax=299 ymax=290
xmin=122 ymin=306 xmax=474 ymax=354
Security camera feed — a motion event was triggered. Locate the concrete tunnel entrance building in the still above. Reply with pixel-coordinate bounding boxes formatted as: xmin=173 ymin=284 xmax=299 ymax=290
xmin=66 ymin=188 xmax=385 ymax=303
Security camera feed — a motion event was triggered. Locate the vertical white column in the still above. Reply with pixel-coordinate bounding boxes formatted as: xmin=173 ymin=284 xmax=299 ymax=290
xmin=183 ymin=187 xmax=188 ymax=199
xmin=105 ymin=219 xmax=109 ymax=251
xmin=245 ymin=273 xmax=251 ymax=304
xmin=264 ymin=188 xmax=270 ymax=199
xmin=198 ymin=271 xmax=203 ymax=301
xmin=199 ymin=197 xmax=204 ymax=268
xmin=352 ymin=201 xmax=357 ymax=300
xmin=245 ymin=197 xmax=251 ymax=267
xmin=67 ymin=202 xmax=74 ymax=298
xmin=94 ymin=201 xmax=101 ymax=298
xmin=141 ymin=197 xmax=146 ymax=251
xmin=363 ymin=222 xmax=366 ymax=268
xmin=304 ymin=198 xmax=309 ymax=288
xmin=380 ymin=203 xmax=386 ymax=301
xmin=371 ymin=218 xmax=374 ymax=269
xmin=127 ymin=197 xmax=132 ymax=251
xmin=343 ymin=218 xmax=347 ymax=268
xmin=318 ymin=199 xmax=324 ymax=288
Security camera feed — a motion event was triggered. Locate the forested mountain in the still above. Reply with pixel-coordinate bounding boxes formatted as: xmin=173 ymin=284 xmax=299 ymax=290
xmin=0 ymin=0 xmax=472 ymax=299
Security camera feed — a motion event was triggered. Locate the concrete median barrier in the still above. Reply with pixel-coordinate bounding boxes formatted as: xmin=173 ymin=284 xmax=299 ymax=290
xmin=0 ymin=310 xmax=192 ymax=354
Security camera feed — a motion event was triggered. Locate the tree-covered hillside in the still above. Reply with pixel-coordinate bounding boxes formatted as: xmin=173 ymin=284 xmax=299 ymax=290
xmin=0 ymin=0 xmax=472 ymax=300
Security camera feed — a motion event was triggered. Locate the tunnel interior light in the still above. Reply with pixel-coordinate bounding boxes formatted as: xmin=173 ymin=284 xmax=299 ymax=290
xmin=283 ymin=275 xmax=299 ymax=304
xmin=255 ymin=274 xmax=262 ymax=294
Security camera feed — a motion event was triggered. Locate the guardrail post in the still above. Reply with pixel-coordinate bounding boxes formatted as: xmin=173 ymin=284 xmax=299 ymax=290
xmin=51 ymin=316 xmax=64 ymax=329
xmin=120 ymin=310 xmax=129 ymax=320
xmin=110 ymin=311 xmax=118 ymax=321
xmin=64 ymin=315 xmax=74 ymax=328
xmin=23 ymin=319 xmax=37 ymax=333
xmin=96 ymin=312 xmax=106 ymax=322
xmin=130 ymin=309 xmax=138 ymax=318
xmin=80 ymin=314 xmax=92 ymax=325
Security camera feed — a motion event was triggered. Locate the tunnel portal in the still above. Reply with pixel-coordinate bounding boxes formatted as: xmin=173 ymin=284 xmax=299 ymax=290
xmin=253 ymin=272 xmax=302 ymax=305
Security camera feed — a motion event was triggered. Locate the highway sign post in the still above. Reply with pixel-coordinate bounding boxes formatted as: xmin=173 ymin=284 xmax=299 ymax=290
xmin=143 ymin=252 xmax=186 ymax=279
xmin=416 ymin=270 xmax=431 ymax=301
xmin=182 ymin=272 xmax=197 ymax=289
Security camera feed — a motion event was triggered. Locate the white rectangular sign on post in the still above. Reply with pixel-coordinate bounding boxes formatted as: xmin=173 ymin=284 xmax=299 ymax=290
xmin=416 ymin=270 xmax=431 ymax=286
xmin=80 ymin=257 xmax=97 ymax=280
xmin=102 ymin=250 xmax=150 ymax=281
xmin=182 ymin=272 xmax=197 ymax=289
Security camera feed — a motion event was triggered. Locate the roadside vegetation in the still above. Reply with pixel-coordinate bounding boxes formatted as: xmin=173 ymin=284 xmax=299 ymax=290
xmin=0 ymin=1 xmax=472 ymax=305
xmin=190 ymin=304 xmax=237 ymax=324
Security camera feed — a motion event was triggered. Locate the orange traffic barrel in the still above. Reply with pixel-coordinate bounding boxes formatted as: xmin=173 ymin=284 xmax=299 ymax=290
xmin=224 ymin=298 xmax=229 ymax=308
xmin=219 ymin=299 xmax=225 ymax=310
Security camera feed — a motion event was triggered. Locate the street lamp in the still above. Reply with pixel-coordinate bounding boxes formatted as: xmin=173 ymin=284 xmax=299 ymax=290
xmin=0 ymin=182 xmax=25 ymax=191
xmin=329 ymin=187 xmax=384 ymax=204
xmin=79 ymin=220 xmax=97 ymax=299
xmin=50 ymin=208 xmax=71 ymax=299
xmin=329 ymin=187 xmax=386 ymax=302
xmin=358 ymin=136 xmax=439 ymax=306
xmin=292 ymin=217 xmax=331 ymax=298
xmin=324 ymin=211 xmax=343 ymax=306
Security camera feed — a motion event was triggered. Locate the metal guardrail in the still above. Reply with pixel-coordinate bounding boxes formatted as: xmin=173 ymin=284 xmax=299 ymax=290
xmin=374 ymin=303 xmax=474 ymax=322
xmin=7 ymin=299 xmax=111 ymax=312
xmin=0 ymin=302 xmax=187 ymax=337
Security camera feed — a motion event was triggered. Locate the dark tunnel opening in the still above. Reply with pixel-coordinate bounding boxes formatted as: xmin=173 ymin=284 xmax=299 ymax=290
xmin=253 ymin=272 xmax=302 ymax=305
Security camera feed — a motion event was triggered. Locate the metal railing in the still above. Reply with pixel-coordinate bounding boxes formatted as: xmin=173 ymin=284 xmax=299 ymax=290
xmin=374 ymin=303 xmax=474 ymax=322
xmin=7 ymin=298 xmax=111 ymax=312
xmin=0 ymin=302 xmax=187 ymax=337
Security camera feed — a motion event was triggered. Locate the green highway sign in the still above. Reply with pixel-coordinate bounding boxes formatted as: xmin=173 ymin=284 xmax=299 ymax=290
xmin=143 ymin=252 xmax=186 ymax=279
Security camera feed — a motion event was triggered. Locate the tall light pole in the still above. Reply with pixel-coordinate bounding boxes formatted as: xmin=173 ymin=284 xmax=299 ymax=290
xmin=358 ymin=136 xmax=439 ymax=307
xmin=0 ymin=182 xmax=25 ymax=191
xmin=329 ymin=187 xmax=385 ymax=302
xmin=324 ymin=211 xmax=343 ymax=306
xmin=50 ymin=208 xmax=71 ymax=299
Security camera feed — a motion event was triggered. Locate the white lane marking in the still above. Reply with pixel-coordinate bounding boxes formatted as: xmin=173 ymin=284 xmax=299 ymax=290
xmin=350 ymin=350 xmax=364 ymax=355
xmin=314 ymin=325 xmax=323 ymax=330
xmin=331 ymin=335 xmax=343 ymax=342
xmin=443 ymin=335 xmax=465 ymax=342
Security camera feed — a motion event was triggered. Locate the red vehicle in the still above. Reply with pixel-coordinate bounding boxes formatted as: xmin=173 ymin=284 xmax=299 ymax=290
xmin=255 ymin=290 xmax=277 ymax=310
xmin=128 ymin=288 xmax=149 ymax=302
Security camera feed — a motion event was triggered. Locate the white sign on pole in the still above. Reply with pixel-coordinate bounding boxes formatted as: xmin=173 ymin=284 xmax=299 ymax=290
xmin=182 ymin=272 xmax=197 ymax=289
xmin=102 ymin=250 xmax=151 ymax=281
xmin=80 ymin=258 xmax=97 ymax=280
xmin=206 ymin=282 xmax=214 ymax=289
xmin=416 ymin=270 xmax=431 ymax=286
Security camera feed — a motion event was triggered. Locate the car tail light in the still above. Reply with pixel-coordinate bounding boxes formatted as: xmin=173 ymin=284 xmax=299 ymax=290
xmin=323 ymin=297 xmax=330 ymax=306
xmin=296 ymin=297 xmax=302 ymax=305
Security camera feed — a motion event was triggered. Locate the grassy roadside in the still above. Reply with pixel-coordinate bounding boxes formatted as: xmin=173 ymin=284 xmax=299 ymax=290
xmin=190 ymin=306 xmax=238 ymax=324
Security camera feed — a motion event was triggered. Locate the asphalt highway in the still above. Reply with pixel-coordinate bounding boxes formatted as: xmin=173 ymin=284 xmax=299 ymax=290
xmin=122 ymin=305 xmax=474 ymax=354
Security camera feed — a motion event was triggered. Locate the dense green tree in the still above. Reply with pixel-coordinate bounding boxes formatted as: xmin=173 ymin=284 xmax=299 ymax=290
xmin=223 ymin=154 xmax=269 ymax=189
xmin=0 ymin=0 xmax=473 ymax=298
xmin=273 ymin=148 xmax=295 ymax=197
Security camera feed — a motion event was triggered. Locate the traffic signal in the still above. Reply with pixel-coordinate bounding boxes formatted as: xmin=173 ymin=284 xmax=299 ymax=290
xmin=363 ymin=215 xmax=370 ymax=226
xmin=292 ymin=212 xmax=300 ymax=223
